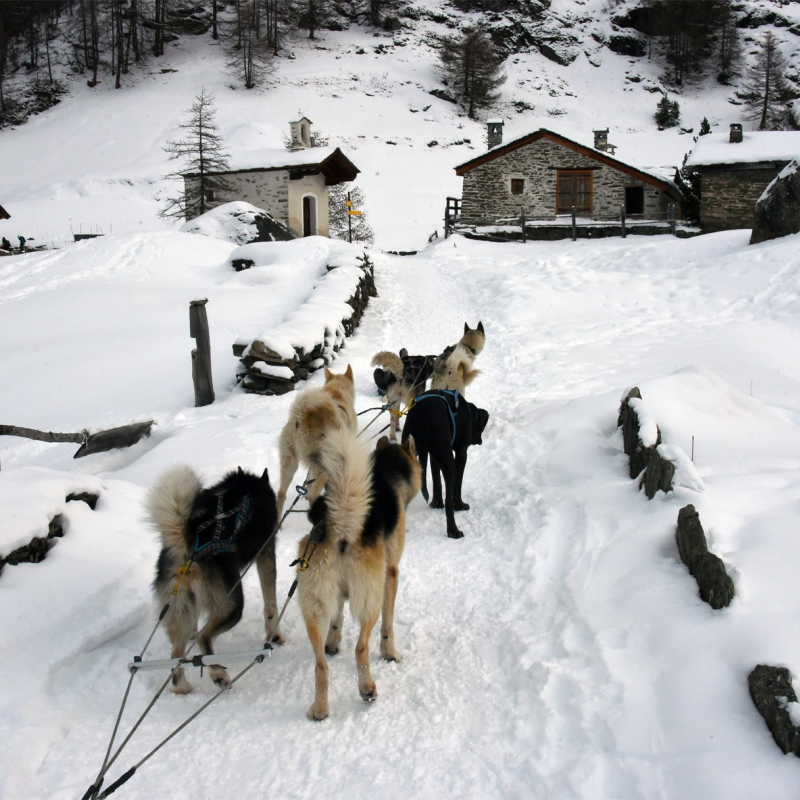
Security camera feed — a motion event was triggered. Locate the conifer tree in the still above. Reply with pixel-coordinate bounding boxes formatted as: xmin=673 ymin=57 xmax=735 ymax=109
xmin=160 ymin=89 xmax=233 ymax=221
xmin=741 ymin=31 xmax=792 ymax=130
xmin=699 ymin=117 xmax=711 ymax=136
xmin=329 ymin=184 xmax=374 ymax=245
xmin=655 ymin=95 xmax=680 ymax=128
xmin=674 ymin=153 xmax=700 ymax=224
xmin=437 ymin=25 xmax=506 ymax=120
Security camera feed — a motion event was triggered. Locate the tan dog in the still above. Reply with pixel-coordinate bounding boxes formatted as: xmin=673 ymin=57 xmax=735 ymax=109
xmin=297 ymin=430 xmax=421 ymax=720
xmin=430 ymin=321 xmax=486 ymax=395
xmin=276 ymin=365 xmax=357 ymax=518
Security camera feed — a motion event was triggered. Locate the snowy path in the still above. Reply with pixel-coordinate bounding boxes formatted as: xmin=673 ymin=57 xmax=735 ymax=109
xmin=4 ymin=233 xmax=800 ymax=798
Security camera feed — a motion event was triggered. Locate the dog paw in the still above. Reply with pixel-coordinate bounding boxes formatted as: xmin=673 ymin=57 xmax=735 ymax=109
xmin=210 ymin=667 xmax=231 ymax=689
xmin=454 ymin=501 xmax=470 ymax=511
xmin=170 ymin=672 xmax=193 ymax=695
xmin=307 ymin=703 xmax=329 ymax=721
xmin=269 ymin=630 xmax=286 ymax=645
xmin=447 ymin=529 xmax=465 ymax=539
xmin=324 ymin=644 xmax=340 ymax=656
xmin=359 ymin=686 xmax=378 ymax=702
xmin=429 ymin=498 xmax=444 ymax=509
xmin=380 ymin=644 xmax=402 ymax=662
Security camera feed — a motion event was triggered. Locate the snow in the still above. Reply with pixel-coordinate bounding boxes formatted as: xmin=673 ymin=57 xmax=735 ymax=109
xmin=685 ymin=131 xmax=800 ymax=168
xmin=226 ymin=145 xmax=345 ymax=172
xmin=180 ymin=200 xmax=284 ymax=244
xmin=4 ymin=226 xmax=800 ymax=799
xmin=3 ymin=7 xmax=800 ymax=798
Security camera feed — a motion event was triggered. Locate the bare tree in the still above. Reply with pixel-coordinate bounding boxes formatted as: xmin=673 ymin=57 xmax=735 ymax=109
xmin=742 ymin=31 xmax=792 ymax=130
xmin=716 ymin=3 xmax=741 ymax=84
xmin=0 ymin=17 xmax=9 ymax=113
xmin=226 ymin=0 xmax=274 ymax=88
xmin=437 ymin=25 xmax=506 ymax=120
xmin=160 ymin=89 xmax=234 ymax=221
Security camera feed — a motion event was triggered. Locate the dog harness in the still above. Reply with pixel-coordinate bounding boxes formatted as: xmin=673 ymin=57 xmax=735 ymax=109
xmin=192 ymin=490 xmax=253 ymax=560
xmin=411 ymin=389 xmax=460 ymax=446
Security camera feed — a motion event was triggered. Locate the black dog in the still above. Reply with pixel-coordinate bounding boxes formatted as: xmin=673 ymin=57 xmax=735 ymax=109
xmin=147 ymin=465 xmax=279 ymax=693
xmin=401 ymin=390 xmax=489 ymax=539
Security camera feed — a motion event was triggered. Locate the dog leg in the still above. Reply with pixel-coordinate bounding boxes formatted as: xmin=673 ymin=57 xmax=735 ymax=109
xmin=355 ymin=613 xmax=380 ymax=702
xmin=198 ymin=584 xmax=244 ymax=689
xmin=440 ymin=457 xmax=463 ymax=539
xmin=453 ymin=450 xmax=470 ymax=511
xmin=276 ymin=435 xmax=299 ymax=518
xmin=165 ymin=596 xmax=197 ymax=695
xmin=325 ymin=593 xmax=346 ymax=655
xmin=304 ymin=616 xmax=330 ymax=720
xmin=380 ymin=563 xmax=402 ymax=662
xmin=256 ymin=542 xmax=285 ymax=644
xmin=429 ymin=459 xmax=445 ymax=509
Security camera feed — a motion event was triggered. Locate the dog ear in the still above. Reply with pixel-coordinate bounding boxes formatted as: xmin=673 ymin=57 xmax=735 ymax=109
xmin=402 ymin=435 xmax=417 ymax=458
xmin=345 ymin=364 xmax=354 ymax=382
xmin=463 ymin=322 xmax=470 ymax=335
xmin=376 ymin=436 xmax=391 ymax=450
xmin=261 ymin=468 xmax=270 ymax=483
xmin=477 ymin=321 xmax=484 ymax=334
xmin=324 ymin=367 xmax=333 ymax=382
xmin=399 ymin=348 xmax=408 ymax=358
xmin=238 ymin=466 xmax=244 ymax=475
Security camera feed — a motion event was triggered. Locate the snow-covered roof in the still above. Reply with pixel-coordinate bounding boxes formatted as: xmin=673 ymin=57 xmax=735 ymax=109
xmin=185 ymin=146 xmax=359 ymax=182
xmin=228 ymin=146 xmax=338 ymax=172
xmin=455 ymin=128 xmax=681 ymax=198
xmin=685 ymin=131 xmax=800 ymax=168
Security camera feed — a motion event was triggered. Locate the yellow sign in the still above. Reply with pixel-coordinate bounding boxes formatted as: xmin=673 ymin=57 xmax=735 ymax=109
xmin=348 ymin=210 xmax=362 ymax=216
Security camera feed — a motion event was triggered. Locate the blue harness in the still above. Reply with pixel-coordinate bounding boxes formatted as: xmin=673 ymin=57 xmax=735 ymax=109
xmin=192 ymin=490 xmax=252 ymax=560
xmin=412 ymin=389 xmax=460 ymax=446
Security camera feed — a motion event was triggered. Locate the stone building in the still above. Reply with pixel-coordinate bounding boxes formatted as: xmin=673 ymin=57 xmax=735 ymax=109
xmin=183 ymin=117 xmax=359 ymax=238
xmin=455 ymin=124 xmax=681 ymax=223
xmin=685 ymin=125 xmax=800 ymax=233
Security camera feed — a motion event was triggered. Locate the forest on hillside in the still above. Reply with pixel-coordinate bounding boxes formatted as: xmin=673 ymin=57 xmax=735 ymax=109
xmin=0 ymin=0 xmax=797 ymax=128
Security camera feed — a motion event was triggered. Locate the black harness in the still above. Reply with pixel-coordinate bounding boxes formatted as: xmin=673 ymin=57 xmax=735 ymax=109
xmin=192 ymin=490 xmax=253 ymax=560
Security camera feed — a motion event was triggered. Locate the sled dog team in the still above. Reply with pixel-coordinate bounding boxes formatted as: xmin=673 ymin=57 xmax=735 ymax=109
xmin=146 ymin=323 xmax=489 ymax=720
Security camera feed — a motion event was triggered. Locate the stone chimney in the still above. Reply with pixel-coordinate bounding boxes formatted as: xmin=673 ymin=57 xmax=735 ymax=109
xmin=594 ymin=128 xmax=609 ymax=150
xmin=729 ymin=123 xmax=743 ymax=143
xmin=487 ymin=119 xmax=504 ymax=149
xmin=289 ymin=116 xmax=313 ymax=150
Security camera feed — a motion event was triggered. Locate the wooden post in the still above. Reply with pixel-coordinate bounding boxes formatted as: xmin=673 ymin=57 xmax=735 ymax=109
xmin=571 ymin=206 xmax=577 ymax=241
xmin=620 ymin=204 xmax=627 ymax=238
xmin=190 ymin=298 xmax=214 ymax=407
xmin=520 ymin=207 xmax=526 ymax=243
xmin=669 ymin=203 xmax=676 ymax=235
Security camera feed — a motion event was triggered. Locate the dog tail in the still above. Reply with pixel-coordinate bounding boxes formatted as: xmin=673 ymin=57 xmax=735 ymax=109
xmin=317 ymin=428 xmax=372 ymax=548
xmin=371 ymin=350 xmax=404 ymax=379
xmin=145 ymin=465 xmax=201 ymax=556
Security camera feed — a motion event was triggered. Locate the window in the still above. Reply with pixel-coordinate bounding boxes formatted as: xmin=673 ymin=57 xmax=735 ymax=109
xmin=205 ymin=188 xmax=215 ymax=202
xmin=556 ymin=170 xmax=592 ymax=214
xmin=510 ymin=178 xmax=525 ymax=195
xmin=625 ymin=186 xmax=644 ymax=215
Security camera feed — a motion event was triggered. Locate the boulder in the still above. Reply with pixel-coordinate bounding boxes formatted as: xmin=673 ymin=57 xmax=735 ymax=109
xmin=676 ymin=504 xmax=708 ymax=568
xmin=750 ymin=159 xmax=800 ymax=244
xmin=749 ymin=664 xmax=800 ymax=756
xmin=692 ymin=551 xmax=735 ymax=609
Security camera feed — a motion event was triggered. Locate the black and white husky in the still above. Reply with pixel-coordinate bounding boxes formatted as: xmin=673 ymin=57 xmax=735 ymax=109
xmin=146 ymin=465 xmax=279 ymax=693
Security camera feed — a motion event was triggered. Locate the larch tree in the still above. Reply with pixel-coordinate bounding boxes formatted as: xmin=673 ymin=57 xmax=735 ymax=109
xmin=160 ymin=88 xmax=234 ymax=221
xmin=742 ymin=31 xmax=792 ymax=130
xmin=437 ymin=25 xmax=506 ymax=120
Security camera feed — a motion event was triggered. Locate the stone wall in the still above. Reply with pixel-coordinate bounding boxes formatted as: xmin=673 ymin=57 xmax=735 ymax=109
xmin=461 ymin=138 xmax=673 ymax=222
xmin=185 ymin=171 xmax=290 ymax=227
xmin=699 ymin=166 xmax=782 ymax=232
xmin=234 ymin=253 xmax=376 ymax=395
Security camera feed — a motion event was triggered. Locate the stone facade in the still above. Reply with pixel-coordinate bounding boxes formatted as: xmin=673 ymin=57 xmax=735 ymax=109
xmin=699 ymin=166 xmax=785 ymax=233
xmin=184 ymin=170 xmax=330 ymax=237
xmin=460 ymin=137 xmax=675 ymax=223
